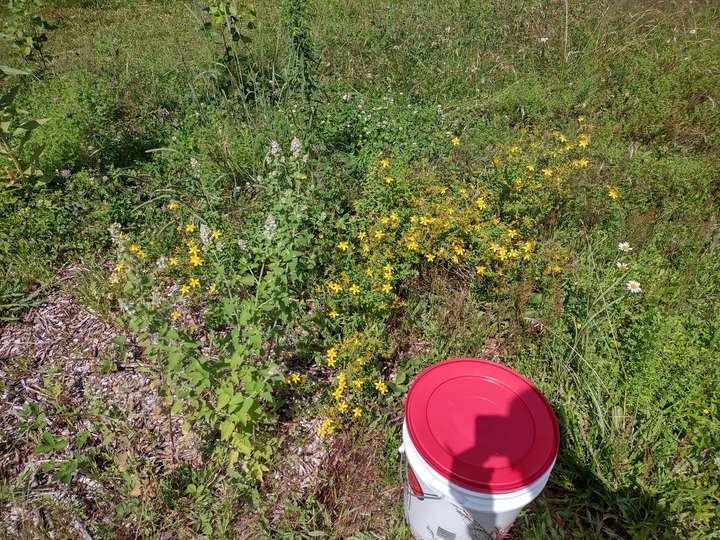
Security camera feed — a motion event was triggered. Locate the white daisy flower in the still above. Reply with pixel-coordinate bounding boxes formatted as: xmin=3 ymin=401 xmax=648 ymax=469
xmin=616 ymin=261 xmax=628 ymax=272
xmin=618 ymin=242 xmax=633 ymax=252
xmin=626 ymin=280 xmax=642 ymax=294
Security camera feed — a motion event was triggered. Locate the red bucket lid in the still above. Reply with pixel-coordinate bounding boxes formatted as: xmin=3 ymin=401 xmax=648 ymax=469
xmin=405 ymin=358 xmax=559 ymax=493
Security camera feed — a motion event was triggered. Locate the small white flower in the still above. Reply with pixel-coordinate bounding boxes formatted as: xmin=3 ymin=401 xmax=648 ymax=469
xmin=263 ymin=214 xmax=277 ymax=241
xmin=290 ymin=137 xmax=302 ymax=159
xmin=190 ymin=157 xmax=200 ymax=171
xmin=626 ymin=280 xmax=642 ymax=294
xmin=155 ymin=256 xmax=168 ymax=269
xmin=237 ymin=239 xmax=247 ymax=251
xmin=616 ymin=261 xmax=628 ymax=272
xmin=199 ymin=223 xmax=211 ymax=245
xmin=538 ymin=37 xmax=549 ymax=43
xmin=320 ymin=211 xmax=327 ymax=221
xmin=108 ymin=223 xmax=123 ymax=244
xmin=618 ymin=242 xmax=633 ymax=252
xmin=270 ymin=140 xmax=281 ymax=157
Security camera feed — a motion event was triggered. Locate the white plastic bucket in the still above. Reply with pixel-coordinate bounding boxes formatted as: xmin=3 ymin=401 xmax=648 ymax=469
xmin=400 ymin=358 xmax=559 ymax=540
xmin=400 ymin=421 xmax=555 ymax=540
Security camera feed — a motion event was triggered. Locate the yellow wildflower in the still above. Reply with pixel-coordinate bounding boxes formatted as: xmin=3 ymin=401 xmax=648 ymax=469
xmin=384 ymin=175 xmax=393 ymax=184
xmin=507 ymin=228 xmax=518 ymax=239
xmin=189 ymin=277 xmax=200 ymax=288
xmin=209 ymin=282 xmax=217 ymax=293
xmin=572 ymin=158 xmax=589 ymax=168
xmin=375 ymin=380 xmax=388 ymax=394
xmin=476 ymin=265 xmax=487 ymax=275
xmin=374 ymin=230 xmax=385 ymax=240
xmin=179 ymin=284 xmax=190 ymax=294
xmin=211 ymin=229 xmax=221 ymax=239
xmin=114 ymin=263 xmax=126 ymax=273
xmin=327 ymin=281 xmax=342 ymax=293
xmin=527 ymin=164 xmax=535 ymax=172
xmin=425 ymin=253 xmax=435 ymax=262
xmin=451 ymin=136 xmax=460 ymax=146
xmin=327 ymin=346 xmax=338 ymax=367
xmin=353 ymin=407 xmax=362 ymax=418
xmin=543 ymin=168 xmax=553 ymax=177
xmin=608 ymin=186 xmax=619 ymax=200
xmin=169 ymin=256 xmax=178 ymax=266
xmin=338 ymin=241 xmax=350 ymax=251
xmin=137 ymin=250 xmax=147 ymax=260
xmin=357 ymin=231 xmax=367 ymax=240
xmin=337 ymin=402 xmax=349 ymax=414
xmin=380 ymin=158 xmax=390 ymax=168
xmin=129 ymin=244 xmax=140 ymax=253
xmin=475 ymin=197 xmax=487 ymax=210
xmin=362 ymin=243 xmax=371 ymax=253
xmin=190 ymin=254 xmax=203 ymax=267
xmin=185 ymin=223 xmax=195 ymax=233
xmin=318 ymin=417 xmax=335 ymax=436
xmin=382 ymin=283 xmax=393 ymax=293
xmin=171 ymin=309 xmax=181 ymax=320
xmin=167 ymin=201 xmax=179 ymax=210
xmin=349 ymin=284 xmax=360 ymax=295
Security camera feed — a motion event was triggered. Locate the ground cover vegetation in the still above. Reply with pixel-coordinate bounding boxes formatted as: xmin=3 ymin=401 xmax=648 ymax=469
xmin=0 ymin=0 xmax=719 ymax=538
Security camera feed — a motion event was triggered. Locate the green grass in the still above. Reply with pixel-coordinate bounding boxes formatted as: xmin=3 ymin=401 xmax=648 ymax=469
xmin=1 ymin=0 xmax=719 ymax=538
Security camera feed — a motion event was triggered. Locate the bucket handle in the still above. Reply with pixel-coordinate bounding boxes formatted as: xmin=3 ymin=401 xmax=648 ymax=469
xmin=398 ymin=444 xmax=442 ymax=500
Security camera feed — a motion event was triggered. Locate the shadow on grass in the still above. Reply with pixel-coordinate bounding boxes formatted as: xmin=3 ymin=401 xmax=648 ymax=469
xmin=406 ymin=378 xmax=676 ymax=539
xmin=516 ymin=406 xmax=678 ymax=539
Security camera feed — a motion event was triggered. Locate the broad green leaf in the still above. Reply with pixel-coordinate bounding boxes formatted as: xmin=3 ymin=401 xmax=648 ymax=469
xmin=219 ymin=419 xmax=235 ymax=441
xmin=0 ymin=65 xmax=30 ymax=76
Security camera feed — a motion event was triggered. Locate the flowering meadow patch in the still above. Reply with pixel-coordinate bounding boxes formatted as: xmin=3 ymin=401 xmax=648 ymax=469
xmin=314 ymin=124 xmax=593 ymax=432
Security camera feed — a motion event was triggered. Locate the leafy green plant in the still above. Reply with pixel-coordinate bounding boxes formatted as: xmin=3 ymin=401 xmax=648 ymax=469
xmin=0 ymin=0 xmax=57 ymax=71
xmin=0 ymin=66 xmax=48 ymax=200
xmin=282 ymin=0 xmax=317 ymax=98
xmin=110 ymin=139 xmax=318 ymax=479
xmin=200 ymin=0 xmax=256 ymax=99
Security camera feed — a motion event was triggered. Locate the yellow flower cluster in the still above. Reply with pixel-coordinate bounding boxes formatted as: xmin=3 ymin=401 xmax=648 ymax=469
xmin=110 ymin=218 xmax=224 ymax=323
xmin=317 ymin=330 xmax=386 ymax=434
xmin=317 ymin=127 xmax=591 ymax=434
